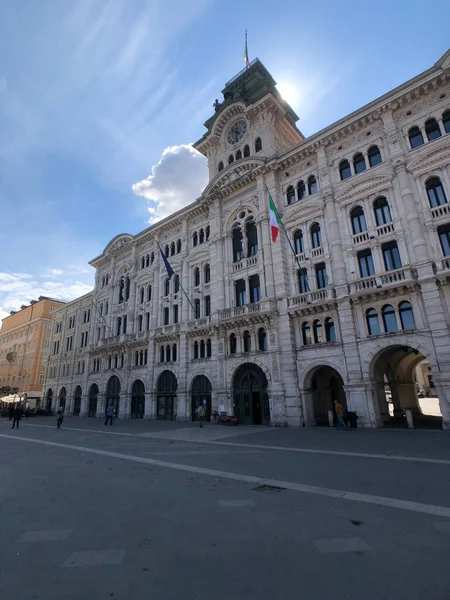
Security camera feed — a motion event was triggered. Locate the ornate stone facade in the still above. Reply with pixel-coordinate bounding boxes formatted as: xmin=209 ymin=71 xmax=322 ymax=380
xmin=44 ymin=50 xmax=450 ymax=429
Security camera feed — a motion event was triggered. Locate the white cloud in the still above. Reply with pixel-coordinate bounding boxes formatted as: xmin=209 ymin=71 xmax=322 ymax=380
xmin=132 ymin=144 xmax=208 ymax=223
xmin=0 ymin=270 xmax=94 ymax=323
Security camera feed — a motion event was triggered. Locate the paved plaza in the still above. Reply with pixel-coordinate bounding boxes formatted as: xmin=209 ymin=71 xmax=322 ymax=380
xmin=0 ymin=417 xmax=449 ymax=599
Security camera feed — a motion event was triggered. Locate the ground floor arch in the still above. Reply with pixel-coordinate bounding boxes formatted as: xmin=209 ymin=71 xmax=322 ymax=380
xmin=45 ymin=388 xmax=53 ymax=411
xmin=130 ymin=379 xmax=145 ymax=419
xmin=106 ymin=376 xmax=121 ymax=416
xmin=59 ymin=387 xmax=67 ymax=410
xmin=156 ymin=371 xmax=177 ymax=421
xmin=233 ymin=363 xmax=270 ymax=425
xmin=370 ymin=344 xmax=442 ymax=428
xmin=73 ymin=385 xmax=82 ymax=416
xmin=303 ymin=365 xmax=347 ymax=426
xmin=88 ymin=384 xmax=99 ymax=417
xmin=191 ymin=375 xmax=212 ymax=421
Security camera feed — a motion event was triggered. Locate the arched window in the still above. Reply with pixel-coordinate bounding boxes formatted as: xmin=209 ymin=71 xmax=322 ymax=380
xmin=194 ymin=267 xmax=200 ymax=287
xmin=243 ymin=144 xmax=250 ymax=157
xmin=399 ymin=301 xmax=415 ymax=330
xmin=146 ymin=285 xmax=152 ymax=302
xmin=443 ymin=110 xmax=450 ymax=134
xmin=140 ymin=350 xmax=144 ymax=365
xmin=218 ymin=161 xmax=224 ymax=172
xmin=339 ymin=159 xmax=352 ymax=180
xmin=325 ymin=317 xmax=336 ymax=342
xmin=246 ymin=218 xmax=258 ymax=256
xmin=173 ymin=304 xmax=179 ymax=324
xmin=200 ymin=340 xmax=206 ymax=359
xmin=141 ymin=257 xmax=145 ymax=269
xmin=229 ymin=333 xmax=237 ymax=354
xmin=236 ymin=149 xmax=242 ymax=160
xmin=204 ymin=295 xmax=211 ymax=317
xmin=243 ymin=330 xmax=251 ymax=352
xmin=286 ymin=185 xmax=296 ymax=205
xmin=307 ymin=175 xmax=318 ymax=195
xmin=172 ymin=344 xmax=177 ymax=362
xmin=350 ymin=206 xmax=367 ymax=234
xmin=145 ymin=254 xmax=150 ymax=267
xmin=138 ymin=314 xmax=143 ymax=332
xmin=294 ymin=230 xmax=304 ymax=255
xmin=425 ymin=118 xmax=441 ymax=141
xmin=134 ymin=352 xmax=138 ymax=367
xmin=426 ymin=177 xmax=447 ymax=208
xmin=163 ymin=307 xmax=169 ymax=325
xmin=228 ymin=154 xmax=234 ymax=165
xmin=311 ymin=222 xmax=322 ymax=248
xmin=302 ymin=322 xmax=311 ymax=345
xmin=438 ymin=223 xmax=450 ymax=256
xmin=313 ymin=320 xmax=323 ymax=344
xmin=382 ymin=304 xmax=398 ymax=333
xmin=199 ymin=229 xmax=205 ymax=244
xmin=297 ymin=180 xmax=306 ymax=200
xmin=382 ymin=240 xmax=402 ymax=271
xmin=151 ymin=252 xmax=155 ymax=264
xmin=177 ymin=239 xmax=182 ymax=253
xmin=206 ymin=338 xmax=212 ymax=358
xmin=232 ymin=226 xmax=244 ymax=261
xmin=193 ymin=232 xmax=198 ymax=247
xmin=366 ymin=308 xmax=381 ymax=336
xmin=194 ymin=341 xmax=199 ymax=359
xmin=255 ymin=137 xmax=262 ymax=152
xmin=374 ymin=196 xmax=392 ymax=226
xmin=170 ymin=242 xmax=175 ymax=256
xmin=174 ymin=274 xmax=180 ymax=293
xmin=258 ymin=328 xmax=267 ymax=351
xmin=368 ymin=145 xmax=382 ymax=167
xmin=205 ymin=226 xmax=210 ymax=240
xmin=166 ymin=345 xmax=171 ymax=362
xmin=160 ymin=346 xmax=165 ymax=363
xmin=139 ymin=287 xmax=144 ymax=304
xmin=353 ymin=152 xmax=366 ymax=174
xmin=409 ymin=126 xmax=424 ymax=149
xmin=164 ymin=245 xmax=169 ymax=257
xmin=164 ymin=278 xmax=170 ymax=296
xmin=204 ymin=264 xmax=210 ymax=283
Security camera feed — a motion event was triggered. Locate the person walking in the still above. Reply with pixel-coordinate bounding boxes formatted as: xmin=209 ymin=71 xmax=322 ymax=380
xmin=334 ymin=400 xmax=348 ymax=429
xmin=196 ymin=403 xmax=206 ymax=428
xmin=12 ymin=405 xmax=22 ymax=429
xmin=8 ymin=404 xmax=14 ymax=421
xmin=105 ymin=403 xmax=114 ymax=426
xmin=56 ymin=408 xmax=64 ymax=429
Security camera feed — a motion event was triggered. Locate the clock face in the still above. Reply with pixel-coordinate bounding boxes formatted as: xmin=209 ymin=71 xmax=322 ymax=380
xmin=227 ymin=119 xmax=247 ymax=145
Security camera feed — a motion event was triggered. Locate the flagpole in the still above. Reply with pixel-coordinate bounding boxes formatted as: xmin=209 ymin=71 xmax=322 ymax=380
xmin=91 ymin=299 xmax=117 ymax=339
xmin=178 ymin=281 xmax=197 ymax=317
xmin=157 ymin=241 xmax=197 ymax=317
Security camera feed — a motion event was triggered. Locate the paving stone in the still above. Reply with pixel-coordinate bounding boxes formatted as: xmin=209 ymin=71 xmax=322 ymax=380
xmin=313 ymin=537 xmax=372 ymax=553
xmin=62 ymin=549 xmax=127 ymax=567
xmin=17 ymin=530 xmax=72 ymax=542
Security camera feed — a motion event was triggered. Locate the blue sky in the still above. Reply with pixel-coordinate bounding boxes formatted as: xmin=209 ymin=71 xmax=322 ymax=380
xmin=0 ymin=0 xmax=448 ymax=320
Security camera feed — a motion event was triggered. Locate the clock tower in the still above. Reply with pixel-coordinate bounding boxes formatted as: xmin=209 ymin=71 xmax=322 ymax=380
xmin=194 ymin=58 xmax=304 ymax=182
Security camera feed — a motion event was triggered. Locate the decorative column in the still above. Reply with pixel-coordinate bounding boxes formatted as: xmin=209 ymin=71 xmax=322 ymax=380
xmin=323 ymin=191 xmax=347 ymax=290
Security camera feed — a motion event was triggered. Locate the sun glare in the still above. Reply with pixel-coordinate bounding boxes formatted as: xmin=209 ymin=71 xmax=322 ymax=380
xmin=276 ymin=80 xmax=301 ymax=109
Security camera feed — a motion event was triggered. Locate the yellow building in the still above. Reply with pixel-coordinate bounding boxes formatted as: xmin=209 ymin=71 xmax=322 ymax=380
xmin=0 ymin=296 xmax=66 ymax=407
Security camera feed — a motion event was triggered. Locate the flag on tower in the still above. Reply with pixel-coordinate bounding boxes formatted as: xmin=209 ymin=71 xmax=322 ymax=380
xmin=244 ymin=30 xmax=250 ymax=66
xmin=158 ymin=243 xmax=174 ymax=280
xmin=268 ymin=191 xmax=280 ymax=243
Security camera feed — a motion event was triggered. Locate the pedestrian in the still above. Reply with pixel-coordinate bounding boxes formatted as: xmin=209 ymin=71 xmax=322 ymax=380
xmin=8 ymin=404 xmax=14 ymax=421
xmin=196 ymin=403 xmax=206 ymax=428
xmin=12 ymin=405 xmax=22 ymax=429
xmin=56 ymin=407 xmax=64 ymax=429
xmin=105 ymin=403 xmax=114 ymax=426
xmin=334 ymin=400 xmax=348 ymax=429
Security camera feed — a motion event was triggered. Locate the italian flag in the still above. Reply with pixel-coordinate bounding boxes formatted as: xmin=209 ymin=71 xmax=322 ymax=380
xmin=269 ymin=192 xmax=280 ymax=242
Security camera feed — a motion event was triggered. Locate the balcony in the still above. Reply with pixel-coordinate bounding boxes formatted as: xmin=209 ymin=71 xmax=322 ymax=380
xmin=352 ymin=232 xmax=370 ymax=245
xmin=218 ymin=299 xmax=274 ymax=321
xmin=436 ymin=258 xmax=450 ymax=273
xmin=349 ymin=266 xmax=416 ymax=295
xmin=232 ymin=254 xmax=258 ymax=272
xmin=186 ymin=317 xmax=211 ymax=330
xmin=287 ymin=287 xmax=334 ymax=308
xmin=311 ymin=247 xmax=324 ymax=259
xmin=376 ymin=223 xmax=395 ymax=237
xmin=431 ymin=204 xmax=450 ymax=219
xmin=154 ymin=324 xmax=180 ymax=336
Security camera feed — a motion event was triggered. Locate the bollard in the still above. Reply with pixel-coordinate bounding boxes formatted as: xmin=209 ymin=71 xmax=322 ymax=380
xmin=328 ymin=410 xmax=334 ymax=428
xmin=406 ymin=409 xmax=414 ymax=429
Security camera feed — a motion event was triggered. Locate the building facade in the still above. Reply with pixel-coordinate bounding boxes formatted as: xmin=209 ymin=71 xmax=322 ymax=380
xmin=0 ymin=296 xmax=66 ymax=406
xmin=44 ymin=50 xmax=450 ymax=429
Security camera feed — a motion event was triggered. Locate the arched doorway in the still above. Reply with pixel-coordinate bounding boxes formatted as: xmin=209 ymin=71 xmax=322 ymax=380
xmin=308 ymin=366 xmax=347 ymax=425
xmin=130 ymin=380 xmax=145 ymax=419
xmin=233 ymin=364 xmax=269 ymax=425
xmin=59 ymin=387 xmax=67 ymax=410
xmin=371 ymin=345 xmax=442 ymax=428
xmin=156 ymin=371 xmax=177 ymax=420
xmin=73 ymin=386 xmax=82 ymax=416
xmin=88 ymin=384 xmax=98 ymax=418
xmin=106 ymin=376 xmax=121 ymax=417
xmin=191 ymin=375 xmax=212 ymax=421
xmin=45 ymin=388 xmax=53 ymax=411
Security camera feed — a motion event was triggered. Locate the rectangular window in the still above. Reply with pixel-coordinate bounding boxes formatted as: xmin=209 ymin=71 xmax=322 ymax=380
xmin=439 ymin=227 xmax=450 ymax=256
xmin=235 ymin=279 xmax=246 ymax=306
xmin=358 ymin=249 xmax=375 ymax=278
xmin=382 ymin=241 xmax=402 ymax=271
xmin=315 ymin=263 xmax=328 ymax=289
xmin=204 ymin=296 xmax=211 ymax=317
xmin=298 ymin=269 xmax=309 ymax=293
xmin=173 ymin=304 xmax=179 ymax=324
xmin=163 ymin=307 xmax=170 ymax=325
xmin=123 ymin=315 xmax=127 ymax=334
xmin=39 ymin=374 xmax=45 ymax=385
xmin=146 ymin=312 xmax=150 ymax=330
xmin=194 ymin=299 xmax=201 ymax=319
xmin=249 ymin=275 xmax=261 ymax=303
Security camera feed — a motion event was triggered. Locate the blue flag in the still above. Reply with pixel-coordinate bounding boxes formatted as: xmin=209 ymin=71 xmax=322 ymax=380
xmin=158 ymin=244 xmax=174 ymax=280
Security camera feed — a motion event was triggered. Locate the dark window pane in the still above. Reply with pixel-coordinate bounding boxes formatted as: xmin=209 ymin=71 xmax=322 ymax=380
xmin=313 ymin=320 xmax=323 ymax=343
xmin=426 ymin=178 xmax=447 ymax=208
xmin=368 ymin=146 xmax=382 ymax=167
xmin=425 ymin=118 xmax=442 ymax=141
xmin=382 ymin=305 xmax=398 ymax=333
xmin=232 ymin=227 xmax=244 ymax=261
xmin=249 ymin=274 xmax=261 ymax=303
xmin=399 ymin=301 xmax=415 ymax=330
xmin=298 ymin=269 xmax=309 ymax=293
xmin=287 ymin=186 xmax=296 ymax=205
xmin=438 ymin=225 xmax=450 ymax=256
xmin=358 ymin=249 xmax=375 ymax=278
xmin=383 ymin=242 xmax=402 ymax=271
xmin=308 ymin=176 xmax=318 ymax=195
xmin=315 ymin=263 xmax=327 ymax=289
xmin=351 ymin=206 xmax=367 ymax=234
xmin=353 ymin=153 xmax=366 ymax=174
xmin=297 ymin=181 xmax=306 ymax=200
xmin=339 ymin=160 xmax=352 ymax=180
xmin=366 ymin=309 xmax=381 ymax=336
xmin=302 ymin=323 xmax=311 ymax=345
xmin=255 ymin=137 xmax=262 ymax=152
xmin=325 ymin=318 xmax=335 ymax=342
xmin=294 ymin=230 xmax=304 ymax=254
xmin=246 ymin=220 xmax=258 ymax=256
xmin=374 ymin=197 xmax=392 ymax=226
xmin=230 ymin=334 xmax=237 ymax=354
xmin=409 ymin=127 xmax=424 ymax=149
xmin=235 ymin=279 xmax=246 ymax=306
xmin=443 ymin=111 xmax=450 ymax=134
xmin=258 ymin=328 xmax=267 ymax=351
xmin=311 ymin=223 xmax=322 ymax=248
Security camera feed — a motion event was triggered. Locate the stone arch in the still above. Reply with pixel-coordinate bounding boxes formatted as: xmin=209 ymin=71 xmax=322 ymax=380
xmin=230 ymin=356 xmax=272 ymax=389
xmin=88 ymin=383 xmax=99 ymax=418
xmin=211 ymin=103 xmax=246 ymax=138
xmin=58 ymin=386 xmax=67 ymax=410
xmin=232 ymin=362 xmax=270 ymax=425
xmin=45 ymin=388 xmax=53 ymax=411
xmin=300 ymin=363 xmax=347 ymax=426
xmin=73 ymin=385 xmax=82 ymax=416
xmin=190 ymin=374 xmax=213 ymax=422
xmin=105 ymin=375 xmax=121 ymax=417
xmin=130 ymin=379 xmax=145 ymax=420
xmin=156 ymin=370 xmax=178 ymax=421
xmin=299 ymin=359 xmax=348 ymax=390
xmin=103 ymin=233 xmax=134 ymax=255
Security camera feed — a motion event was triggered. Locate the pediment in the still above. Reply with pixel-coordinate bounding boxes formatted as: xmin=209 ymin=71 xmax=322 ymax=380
xmin=282 ymin=201 xmax=324 ymax=228
xmin=407 ymin=141 xmax=450 ymax=174
xmin=335 ymin=173 xmax=392 ymax=203
xmin=211 ymin=103 xmax=246 ymax=138
xmin=104 ymin=234 xmax=134 ymax=255
xmin=203 ymin=159 xmax=265 ymax=198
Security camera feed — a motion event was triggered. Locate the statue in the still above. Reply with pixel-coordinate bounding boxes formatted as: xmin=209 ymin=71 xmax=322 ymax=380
xmin=213 ymin=99 xmax=220 ymax=112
